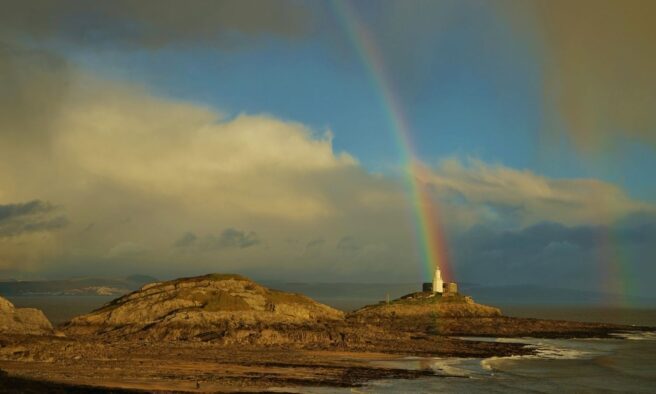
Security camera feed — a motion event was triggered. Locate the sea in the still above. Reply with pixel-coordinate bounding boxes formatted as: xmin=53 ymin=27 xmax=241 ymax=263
xmin=6 ymin=295 xmax=656 ymax=393
xmin=299 ymin=333 xmax=656 ymax=393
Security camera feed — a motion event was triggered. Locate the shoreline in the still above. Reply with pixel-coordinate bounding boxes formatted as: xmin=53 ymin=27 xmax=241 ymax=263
xmin=1 ymin=277 xmax=653 ymax=392
xmin=1 ymin=325 xmax=653 ymax=392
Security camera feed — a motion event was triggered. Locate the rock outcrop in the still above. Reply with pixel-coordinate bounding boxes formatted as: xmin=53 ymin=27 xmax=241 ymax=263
xmin=352 ymin=291 xmax=502 ymax=319
xmin=64 ymin=274 xmax=345 ymax=343
xmin=346 ymin=292 xmax=504 ymax=343
xmin=0 ymin=296 xmax=53 ymax=335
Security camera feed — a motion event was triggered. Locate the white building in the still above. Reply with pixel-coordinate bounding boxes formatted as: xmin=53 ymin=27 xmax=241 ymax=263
xmin=432 ymin=267 xmax=444 ymax=293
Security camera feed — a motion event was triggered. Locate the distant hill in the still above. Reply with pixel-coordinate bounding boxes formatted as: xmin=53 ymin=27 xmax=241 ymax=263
xmin=0 ymin=275 xmax=157 ymax=296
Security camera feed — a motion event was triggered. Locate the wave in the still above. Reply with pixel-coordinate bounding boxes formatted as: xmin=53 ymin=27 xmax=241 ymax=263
xmin=477 ymin=337 xmax=607 ymax=373
xmin=610 ymin=331 xmax=656 ymax=341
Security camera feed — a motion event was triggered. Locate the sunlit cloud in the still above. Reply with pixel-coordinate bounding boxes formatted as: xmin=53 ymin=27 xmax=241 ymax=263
xmin=425 ymin=158 xmax=653 ymax=229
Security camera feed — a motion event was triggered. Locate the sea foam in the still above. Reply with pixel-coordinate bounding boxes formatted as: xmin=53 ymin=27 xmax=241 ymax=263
xmin=610 ymin=331 xmax=656 ymax=341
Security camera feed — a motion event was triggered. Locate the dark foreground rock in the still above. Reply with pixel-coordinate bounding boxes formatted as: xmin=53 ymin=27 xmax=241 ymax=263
xmin=0 ymin=369 xmax=147 ymax=393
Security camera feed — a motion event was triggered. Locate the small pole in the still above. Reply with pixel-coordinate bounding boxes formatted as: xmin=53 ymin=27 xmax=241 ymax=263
xmin=386 ymin=293 xmax=390 ymax=304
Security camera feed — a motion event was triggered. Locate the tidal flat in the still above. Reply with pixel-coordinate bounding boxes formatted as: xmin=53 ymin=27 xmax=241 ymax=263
xmin=0 ymin=335 xmax=526 ymax=392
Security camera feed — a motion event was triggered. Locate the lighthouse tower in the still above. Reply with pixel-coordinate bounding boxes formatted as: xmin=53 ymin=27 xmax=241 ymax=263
xmin=432 ymin=267 xmax=444 ymax=293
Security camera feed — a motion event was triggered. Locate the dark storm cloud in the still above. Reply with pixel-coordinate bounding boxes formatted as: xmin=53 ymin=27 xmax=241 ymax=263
xmin=0 ymin=0 xmax=312 ymax=49
xmin=175 ymin=228 xmax=260 ymax=250
xmin=214 ymin=228 xmax=260 ymax=249
xmin=0 ymin=200 xmax=68 ymax=237
xmin=452 ymin=214 xmax=656 ymax=292
xmin=0 ymin=200 xmax=51 ymax=221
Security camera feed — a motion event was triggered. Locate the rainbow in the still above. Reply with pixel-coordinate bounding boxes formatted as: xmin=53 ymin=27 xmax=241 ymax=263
xmin=599 ymin=215 xmax=630 ymax=306
xmin=332 ymin=1 xmax=453 ymax=282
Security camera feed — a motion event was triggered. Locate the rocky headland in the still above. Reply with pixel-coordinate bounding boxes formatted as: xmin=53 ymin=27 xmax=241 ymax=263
xmin=64 ymin=274 xmax=345 ymax=344
xmin=353 ymin=291 xmax=502 ymax=318
xmin=348 ymin=290 xmax=635 ymax=339
xmin=0 ymin=273 xmax=652 ymax=392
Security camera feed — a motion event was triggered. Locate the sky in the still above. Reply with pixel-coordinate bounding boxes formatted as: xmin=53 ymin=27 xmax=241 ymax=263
xmin=0 ymin=0 xmax=654 ymax=301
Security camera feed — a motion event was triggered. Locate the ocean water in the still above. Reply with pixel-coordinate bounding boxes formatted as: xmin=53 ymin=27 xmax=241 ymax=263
xmin=7 ymin=295 xmax=115 ymax=325
xmin=296 ymin=333 xmax=656 ymax=393
xmin=498 ymin=305 xmax=656 ymax=327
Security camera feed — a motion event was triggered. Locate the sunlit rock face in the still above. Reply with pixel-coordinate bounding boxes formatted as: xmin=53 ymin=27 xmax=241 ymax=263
xmin=0 ymin=296 xmax=53 ymax=335
xmin=63 ymin=274 xmax=345 ymax=343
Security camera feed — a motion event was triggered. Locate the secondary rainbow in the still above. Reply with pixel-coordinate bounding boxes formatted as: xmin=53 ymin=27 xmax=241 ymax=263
xmin=332 ymin=1 xmax=453 ymax=281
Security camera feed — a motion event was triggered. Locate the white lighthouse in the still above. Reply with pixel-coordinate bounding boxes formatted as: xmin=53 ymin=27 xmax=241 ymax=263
xmin=432 ymin=267 xmax=444 ymax=293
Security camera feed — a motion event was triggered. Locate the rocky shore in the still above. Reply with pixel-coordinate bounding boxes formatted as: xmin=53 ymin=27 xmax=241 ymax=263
xmin=0 ymin=273 xmax=652 ymax=392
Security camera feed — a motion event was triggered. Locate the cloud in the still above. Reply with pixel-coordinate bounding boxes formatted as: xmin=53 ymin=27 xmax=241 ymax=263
xmin=452 ymin=216 xmax=656 ymax=296
xmin=0 ymin=0 xmax=312 ymax=49
xmin=424 ymin=158 xmax=653 ymax=229
xmin=175 ymin=229 xmax=260 ymax=251
xmin=0 ymin=200 xmax=68 ymax=271
xmin=336 ymin=236 xmax=360 ymax=254
xmin=303 ymin=238 xmax=325 ymax=258
xmin=51 ymin=81 xmax=358 ymax=220
xmin=0 ymin=200 xmax=51 ymax=222
xmin=0 ymin=56 xmax=413 ymax=280
xmin=106 ymin=242 xmax=148 ymax=259
xmin=0 ymin=42 xmax=72 ymax=145
xmin=174 ymin=232 xmax=198 ymax=248
xmin=306 ymin=238 xmax=325 ymax=249
xmin=0 ymin=200 xmax=68 ymax=238
xmin=214 ymin=228 xmax=260 ymax=249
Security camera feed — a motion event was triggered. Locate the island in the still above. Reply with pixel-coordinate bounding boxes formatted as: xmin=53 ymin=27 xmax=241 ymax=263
xmin=0 ymin=272 xmax=651 ymax=392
